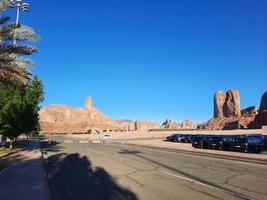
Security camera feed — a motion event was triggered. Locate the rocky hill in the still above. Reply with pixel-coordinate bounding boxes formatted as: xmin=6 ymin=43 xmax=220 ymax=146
xmin=39 ymin=96 xmax=160 ymax=133
xmin=199 ymin=89 xmax=267 ymax=130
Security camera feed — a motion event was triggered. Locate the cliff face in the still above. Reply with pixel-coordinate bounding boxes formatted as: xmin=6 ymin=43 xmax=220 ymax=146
xmin=252 ymin=91 xmax=267 ymax=128
xmin=39 ymin=96 xmax=160 ymax=133
xmin=39 ymin=97 xmax=118 ymax=133
xmin=214 ymin=89 xmax=241 ymax=118
xmin=200 ymin=89 xmax=265 ymax=130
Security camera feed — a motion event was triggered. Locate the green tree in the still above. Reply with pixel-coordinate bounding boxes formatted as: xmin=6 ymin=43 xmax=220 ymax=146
xmin=0 ymin=0 xmax=41 ymax=147
xmin=0 ymin=76 xmax=44 ymax=147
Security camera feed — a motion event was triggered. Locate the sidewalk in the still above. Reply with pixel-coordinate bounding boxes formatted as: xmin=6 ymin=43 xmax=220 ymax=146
xmin=113 ymin=139 xmax=267 ymax=164
xmin=0 ymin=139 xmax=51 ymax=200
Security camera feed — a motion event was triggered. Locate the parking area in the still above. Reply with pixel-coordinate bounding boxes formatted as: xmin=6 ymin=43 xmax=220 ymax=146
xmin=166 ymin=134 xmax=267 ymax=154
xmin=44 ymin=131 xmax=267 ymax=163
xmin=112 ymin=139 xmax=267 ymax=164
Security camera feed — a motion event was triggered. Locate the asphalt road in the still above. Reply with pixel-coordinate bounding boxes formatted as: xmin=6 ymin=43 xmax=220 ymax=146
xmin=41 ymin=137 xmax=267 ymax=200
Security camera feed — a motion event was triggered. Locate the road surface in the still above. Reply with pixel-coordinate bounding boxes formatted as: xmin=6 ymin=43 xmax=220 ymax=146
xmin=41 ymin=137 xmax=267 ymax=200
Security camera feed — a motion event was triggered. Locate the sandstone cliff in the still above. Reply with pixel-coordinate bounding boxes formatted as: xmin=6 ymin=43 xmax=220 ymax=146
xmin=39 ymin=96 xmax=160 ymax=133
xmin=200 ymin=89 xmax=265 ymax=130
xmin=214 ymin=89 xmax=240 ymax=118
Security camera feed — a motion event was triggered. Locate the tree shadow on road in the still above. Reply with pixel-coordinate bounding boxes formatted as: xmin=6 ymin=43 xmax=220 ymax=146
xmin=118 ymin=149 xmax=252 ymax=200
xmin=45 ymin=152 xmax=138 ymax=200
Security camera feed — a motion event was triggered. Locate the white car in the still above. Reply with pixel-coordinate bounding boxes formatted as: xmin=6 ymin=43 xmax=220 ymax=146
xmin=103 ymin=134 xmax=112 ymax=139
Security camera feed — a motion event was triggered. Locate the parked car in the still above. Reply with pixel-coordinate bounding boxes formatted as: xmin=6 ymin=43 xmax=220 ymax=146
xmin=232 ymin=135 xmax=263 ymax=153
xmin=166 ymin=134 xmax=180 ymax=142
xmin=219 ymin=135 xmax=238 ymax=151
xmin=103 ymin=134 xmax=112 ymax=139
xmin=207 ymin=136 xmax=223 ymax=150
xmin=262 ymin=135 xmax=267 ymax=151
xmin=192 ymin=135 xmax=210 ymax=149
xmin=177 ymin=134 xmax=192 ymax=143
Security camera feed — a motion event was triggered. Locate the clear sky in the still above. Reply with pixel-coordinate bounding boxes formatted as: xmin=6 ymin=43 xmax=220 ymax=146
xmin=6 ymin=0 xmax=267 ymax=123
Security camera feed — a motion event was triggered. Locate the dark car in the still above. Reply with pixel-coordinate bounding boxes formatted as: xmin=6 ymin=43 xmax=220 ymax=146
xmin=177 ymin=134 xmax=192 ymax=143
xmin=166 ymin=134 xmax=180 ymax=142
xmin=262 ymin=135 xmax=267 ymax=151
xmin=207 ymin=136 xmax=223 ymax=150
xmin=232 ymin=135 xmax=263 ymax=153
xmin=192 ymin=135 xmax=210 ymax=149
xmin=219 ymin=135 xmax=237 ymax=151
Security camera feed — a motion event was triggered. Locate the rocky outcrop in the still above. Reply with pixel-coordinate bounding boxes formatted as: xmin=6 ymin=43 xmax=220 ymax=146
xmin=162 ymin=119 xmax=196 ymax=129
xmin=214 ymin=91 xmax=227 ymax=118
xmin=181 ymin=119 xmax=196 ymax=129
xmin=259 ymin=92 xmax=267 ymax=112
xmin=255 ymin=91 xmax=267 ymax=126
xmin=135 ymin=121 xmax=161 ymax=131
xmin=85 ymin=96 xmax=93 ymax=111
xmin=199 ymin=116 xmax=257 ymax=130
xmin=39 ymin=96 xmax=161 ymax=133
xmin=214 ymin=89 xmax=241 ymax=118
xmin=39 ymin=98 xmax=118 ymax=133
xmin=200 ymin=89 xmax=260 ymax=130
xmin=241 ymin=106 xmax=258 ymax=117
xmin=225 ymin=89 xmax=241 ymax=117
xmin=116 ymin=120 xmax=136 ymax=131
xmin=162 ymin=119 xmax=181 ymax=129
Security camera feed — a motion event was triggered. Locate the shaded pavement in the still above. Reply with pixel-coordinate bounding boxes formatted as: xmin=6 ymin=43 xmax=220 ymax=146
xmin=44 ymin=152 xmax=138 ymax=200
xmin=0 ymin=139 xmax=51 ymax=200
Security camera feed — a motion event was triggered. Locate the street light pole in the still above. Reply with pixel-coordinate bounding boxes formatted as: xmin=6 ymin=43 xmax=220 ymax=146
xmin=15 ymin=2 xmax=20 ymax=25
xmin=9 ymin=0 xmax=30 ymax=44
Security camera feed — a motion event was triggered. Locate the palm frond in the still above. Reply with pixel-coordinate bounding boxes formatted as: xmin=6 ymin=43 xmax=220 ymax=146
xmin=0 ymin=0 xmax=12 ymax=12
xmin=0 ymin=44 xmax=38 ymax=55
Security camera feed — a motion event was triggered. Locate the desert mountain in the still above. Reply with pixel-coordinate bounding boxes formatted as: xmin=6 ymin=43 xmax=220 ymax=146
xmin=39 ymin=96 xmax=160 ymax=133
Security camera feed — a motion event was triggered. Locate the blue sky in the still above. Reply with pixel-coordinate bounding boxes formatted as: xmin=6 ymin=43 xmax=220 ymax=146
xmin=6 ymin=0 xmax=267 ymax=123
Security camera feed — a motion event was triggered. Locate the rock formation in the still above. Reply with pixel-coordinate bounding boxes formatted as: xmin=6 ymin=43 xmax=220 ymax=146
xmin=85 ymin=96 xmax=93 ymax=111
xmin=162 ymin=119 xmax=181 ymax=129
xmin=214 ymin=89 xmax=241 ymax=118
xmin=162 ymin=119 xmax=196 ymax=129
xmin=214 ymin=91 xmax=227 ymax=118
xmin=200 ymin=89 xmax=261 ymax=130
xmin=259 ymin=92 xmax=267 ymax=112
xmin=256 ymin=91 xmax=267 ymax=126
xmin=241 ymin=106 xmax=258 ymax=117
xmin=135 ymin=121 xmax=161 ymax=131
xmin=181 ymin=119 xmax=196 ymax=129
xmin=39 ymin=96 xmax=160 ymax=133
xmin=116 ymin=120 xmax=136 ymax=131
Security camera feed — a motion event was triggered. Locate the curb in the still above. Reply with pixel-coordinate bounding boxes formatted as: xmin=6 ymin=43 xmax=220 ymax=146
xmin=78 ymin=140 xmax=89 ymax=144
xmin=112 ymin=142 xmax=267 ymax=165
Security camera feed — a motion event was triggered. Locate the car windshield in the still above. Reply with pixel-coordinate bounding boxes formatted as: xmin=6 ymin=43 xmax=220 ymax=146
xmin=234 ymin=138 xmax=247 ymax=143
xmin=247 ymin=137 xmax=261 ymax=143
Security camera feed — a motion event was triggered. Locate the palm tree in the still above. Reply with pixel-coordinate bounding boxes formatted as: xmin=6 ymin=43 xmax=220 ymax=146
xmin=0 ymin=0 xmax=40 ymax=146
xmin=0 ymin=0 xmax=39 ymax=84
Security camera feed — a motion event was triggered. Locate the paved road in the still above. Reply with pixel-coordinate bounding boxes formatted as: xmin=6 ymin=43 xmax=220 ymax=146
xmin=42 ymin=137 xmax=267 ymax=200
